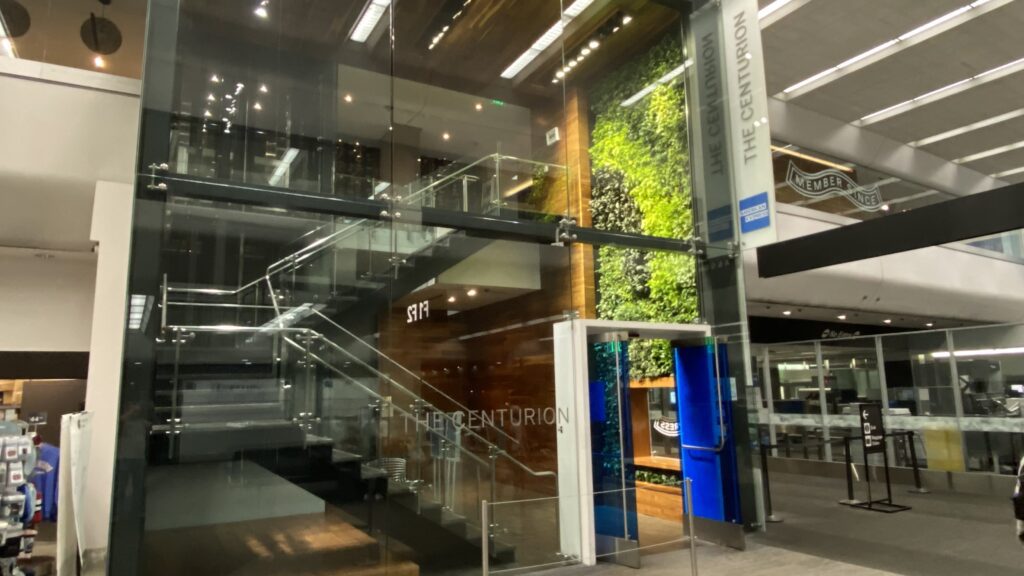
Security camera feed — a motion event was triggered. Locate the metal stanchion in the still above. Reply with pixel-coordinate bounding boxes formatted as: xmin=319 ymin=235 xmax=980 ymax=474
xmin=839 ymin=436 xmax=861 ymax=505
xmin=905 ymin=431 xmax=930 ymax=494
xmin=759 ymin=443 xmax=783 ymax=523
xmin=481 ymin=500 xmax=489 ymax=576
xmin=685 ymin=477 xmax=698 ymax=576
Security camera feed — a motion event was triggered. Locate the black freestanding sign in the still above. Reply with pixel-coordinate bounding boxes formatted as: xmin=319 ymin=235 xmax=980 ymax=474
xmin=860 ymin=403 xmax=885 ymax=454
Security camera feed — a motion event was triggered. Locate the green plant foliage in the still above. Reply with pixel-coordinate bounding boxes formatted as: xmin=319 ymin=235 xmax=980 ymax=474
xmin=635 ymin=468 xmax=683 ymax=487
xmin=589 ymin=34 xmax=698 ymax=379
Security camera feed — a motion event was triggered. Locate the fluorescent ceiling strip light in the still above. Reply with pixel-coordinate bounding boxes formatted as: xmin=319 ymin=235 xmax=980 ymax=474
xmin=350 ymin=0 xmax=391 ymax=43
xmin=770 ymin=144 xmax=854 ymax=173
xmin=758 ymin=0 xmax=813 ymax=28
xmin=932 ymin=346 xmax=1024 ymax=358
xmin=500 ymin=0 xmax=594 ymax=79
xmin=954 ymin=139 xmax=1024 ymax=164
xmin=620 ymin=60 xmax=692 ymax=107
xmin=780 ymin=0 xmax=1009 ymax=100
xmin=0 ymin=12 xmax=16 ymax=59
xmin=908 ymin=107 xmax=1024 ymax=147
xmin=991 ymin=165 xmax=1024 ymax=178
xmin=269 ymin=147 xmax=300 ymax=186
xmin=838 ymin=188 xmax=941 ymax=216
xmin=857 ymin=55 xmax=1024 ymax=126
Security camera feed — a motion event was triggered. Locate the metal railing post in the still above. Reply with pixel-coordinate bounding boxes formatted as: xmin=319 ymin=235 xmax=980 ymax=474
xmin=481 ymin=500 xmax=490 ymax=576
xmin=906 ymin=431 xmax=930 ymax=494
xmin=685 ymin=477 xmax=698 ymax=576
xmin=760 ymin=443 xmax=782 ymax=523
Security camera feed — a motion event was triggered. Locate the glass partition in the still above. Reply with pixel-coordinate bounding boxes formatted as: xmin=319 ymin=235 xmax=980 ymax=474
xmin=109 ymin=1 xmax=717 ymax=574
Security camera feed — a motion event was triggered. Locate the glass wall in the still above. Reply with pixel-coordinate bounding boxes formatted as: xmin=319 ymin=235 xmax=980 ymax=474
xmin=107 ymin=1 xmax=737 ymax=575
xmin=760 ymin=323 xmax=1024 ymax=475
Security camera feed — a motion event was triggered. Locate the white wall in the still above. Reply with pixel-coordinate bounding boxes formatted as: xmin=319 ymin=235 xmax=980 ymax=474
xmin=83 ymin=182 xmax=134 ymax=560
xmin=0 ymin=249 xmax=97 ymax=351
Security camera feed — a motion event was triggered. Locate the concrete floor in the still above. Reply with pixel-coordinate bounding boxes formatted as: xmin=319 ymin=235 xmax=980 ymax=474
xmin=531 ymin=542 xmax=901 ymax=576
xmin=757 ymin=471 xmax=1023 ymax=576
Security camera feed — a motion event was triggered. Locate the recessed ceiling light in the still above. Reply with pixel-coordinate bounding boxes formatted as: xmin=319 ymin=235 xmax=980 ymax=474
xmin=203 ymin=110 xmax=212 ymax=117
xmin=344 ymin=93 xmax=353 ymax=103
xmin=880 ymin=204 xmax=890 ymax=211
xmin=254 ymin=1 xmax=269 ymax=19
xmin=837 ymin=314 xmax=847 ymax=320
xmin=210 ymin=74 xmax=220 ymax=83
xmin=992 ymin=165 xmax=1024 ymax=178
xmin=621 ymin=14 xmax=632 ymax=25
xmin=926 ymin=322 xmax=935 ymax=327
xmin=467 ymin=289 xmax=478 ymax=297
xmin=351 ymin=0 xmax=391 ymax=43
xmin=954 ymin=139 xmax=1024 ymax=164
xmin=253 ymin=102 xmax=262 ymax=110
xmin=475 ymin=102 xmax=483 ymax=111
xmin=757 ymin=0 xmax=795 ymax=20
xmin=883 ymin=319 xmax=892 ymax=324
xmin=259 ymin=84 xmax=268 ymax=93
xmin=588 ymin=39 xmax=600 ymax=49
xmin=207 ymin=93 xmax=216 ymax=101
xmin=448 ymin=296 xmax=456 ymax=303
xmin=442 ymin=132 xmax=451 ymax=141
xmin=93 ymin=55 xmax=106 ymax=69
xmin=782 ymin=310 xmax=792 ymax=316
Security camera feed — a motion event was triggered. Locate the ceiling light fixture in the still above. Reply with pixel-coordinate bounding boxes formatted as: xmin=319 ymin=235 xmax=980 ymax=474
xmin=475 ymin=102 xmax=483 ymax=111
xmin=953 ymin=138 xmax=1024 ymax=164
xmin=442 ymin=132 xmax=451 ymax=141
xmin=344 ymin=93 xmax=353 ymax=103
xmin=350 ymin=0 xmax=390 ymax=43
xmin=269 ymin=147 xmax=300 ymax=186
xmin=782 ymin=310 xmax=792 ymax=316
xmin=467 ymin=288 xmax=478 ymax=297
xmin=448 ymin=296 xmax=456 ymax=303
xmin=253 ymin=102 xmax=262 ymax=110
xmin=780 ymin=0 xmax=1006 ymax=100
xmin=909 ymin=107 xmax=1024 ymax=147
xmin=757 ymin=0 xmax=795 ymax=20
xmin=500 ymin=0 xmax=595 ymax=79
xmin=93 ymin=55 xmax=105 ymax=68
xmin=926 ymin=322 xmax=935 ymax=327
xmin=837 ymin=314 xmax=847 ymax=320
xmin=883 ymin=319 xmax=892 ymax=324
xmin=770 ymin=145 xmax=854 ymax=173
xmin=991 ymin=165 xmax=1024 ymax=178
xmin=254 ymin=0 xmax=269 ymax=18
xmin=210 ymin=74 xmax=220 ymax=83
xmin=858 ymin=55 xmax=1024 ymax=126
xmin=932 ymin=346 xmax=1024 ymax=359
xmin=621 ymin=60 xmax=692 ymax=107
xmin=259 ymin=84 xmax=268 ymax=93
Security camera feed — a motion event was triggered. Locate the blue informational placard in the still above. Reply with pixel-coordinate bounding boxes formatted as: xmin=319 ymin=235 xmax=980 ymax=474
xmin=739 ymin=191 xmax=770 ymax=234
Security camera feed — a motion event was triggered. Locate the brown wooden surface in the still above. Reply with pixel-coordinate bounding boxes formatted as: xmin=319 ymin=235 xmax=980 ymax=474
xmin=630 ymin=388 xmax=652 ymax=461
xmin=629 ymin=376 xmax=675 ymax=389
xmin=636 ymin=481 xmax=683 ymax=523
xmin=142 ymin=510 xmax=419 ymax=576
xmin=634 ymin=455 xmax=681 ymax=472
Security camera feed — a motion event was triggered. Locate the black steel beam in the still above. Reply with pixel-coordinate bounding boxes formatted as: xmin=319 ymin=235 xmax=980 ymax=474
xmin=162 ymin=174 xmax=694 ymax=253
xmin=756 ymin=181 xmax=1024 ymax=278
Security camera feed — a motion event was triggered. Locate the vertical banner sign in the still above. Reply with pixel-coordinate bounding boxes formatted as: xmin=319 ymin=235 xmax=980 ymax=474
xmin=859 ymin=403 xmax=885 ymax=454
xmin=719 ymin=0 xmax=776 ymax=249
xmin=689 ymin=2 xmax=733 ymax=246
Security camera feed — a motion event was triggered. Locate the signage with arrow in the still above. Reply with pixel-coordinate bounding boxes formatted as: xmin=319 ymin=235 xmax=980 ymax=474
xmin=860 ymin=403 xmax=885 ymax=454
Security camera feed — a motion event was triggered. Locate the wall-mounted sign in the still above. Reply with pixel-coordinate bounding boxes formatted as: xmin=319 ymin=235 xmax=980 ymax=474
xmin=546 ymin=127 xmax=560 ymax=146
xmin=406 ymin=300 xmax=430 ymax=324
xmin=785 ymin=162 xmax=884 ymax=212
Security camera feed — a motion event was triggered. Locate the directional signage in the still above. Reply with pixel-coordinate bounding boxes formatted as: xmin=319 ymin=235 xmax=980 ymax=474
xmin=859 ymin=403 xmax=885 ymax=454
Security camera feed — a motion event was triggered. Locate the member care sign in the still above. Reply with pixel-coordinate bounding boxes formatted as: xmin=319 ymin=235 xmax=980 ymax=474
xmin=785 ymin=162 xmax=884 ymax=212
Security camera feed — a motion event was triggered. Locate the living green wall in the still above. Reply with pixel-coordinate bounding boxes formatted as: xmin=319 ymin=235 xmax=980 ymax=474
xmin=589 ymin=34 xmax=697 ymax=379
